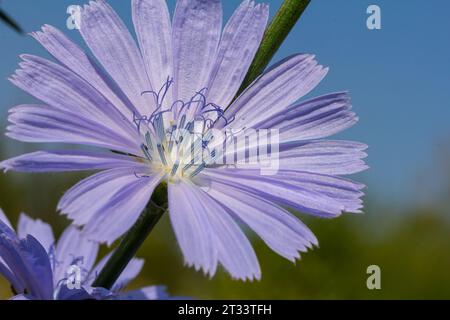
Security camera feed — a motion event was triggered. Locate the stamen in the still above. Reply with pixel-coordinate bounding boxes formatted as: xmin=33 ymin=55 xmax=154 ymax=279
xmin=190 ymin=163 xmax=206 ymax=178
xmin=145 ymin=132 xmax=154 ymax=151
xmin=141 ymin=144 xmax=152 ymax=161
xmin=170 ymin=160 xmax=180 ymax=176
xmin=133 ymin=79 xmax=236 ymax=180
xmin=155 ymin=114 xmax=166 ymax=144
xmin=157 ymin=144 xmax=168 ymax=166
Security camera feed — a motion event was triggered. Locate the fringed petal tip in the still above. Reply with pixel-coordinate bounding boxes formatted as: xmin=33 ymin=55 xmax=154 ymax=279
xmin=235 ymin=271 xmax=262 ymax=282
xmin=29 ymin=24 xmax=55 ymax=42
xmin=80 ymin=1 xmax=116 ymax=21
xmin=83 ymin=0 xmax=105 ymax=10
xmin=8 ymin=74 xmax=18 ymax=86
xmin=214 ymin=266 xmax=261 ymax=282
xmin=183 ymin=252 xmax=261 ymax=282
xmin=55 ymin=206 xmax=94 ymax=244
xmin=283 ymin=228 xmax=320 ymax=264
xmin=184 ymin=261 xmax=216 ymax=280
xmin=71 ymin=222 xmax=117 ymax=247
xmin=253 ymin=2 xmax=270 ymax=14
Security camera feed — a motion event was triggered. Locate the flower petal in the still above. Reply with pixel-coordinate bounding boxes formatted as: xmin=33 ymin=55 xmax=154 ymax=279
xmin=221 ymin=54 xmax=328 ymax=129
xmin=132 ymin=0 xmax=173 ymax=92
xmin=167 ymin=181 xmax=217 ymax=276
xmin=201 ymin=168 xmax=364 ymax=218
xmin=0 ymin=211 xmax=18 ymax=291
xmin=79 ymin=0 xmax=154 ymax=116
xmin=6 ymin=104 xmax=138 ymax=154
xmin=206 ymin=1 xmax=268 ymax=108
xmin=31 ymin=24 xmax=137 ymax=118
xmin=53 ymin=225 xmax=99 ymax=286
xmin=0 ymin=234 xmax=53 ymax=300
xmin=0 ymin=208 xmax=13 ymax=231
xmin=17 ymin=214 xmax=55 ymax=253
xmin=10 ymin=55 xmax=138 ymax=143
xmin=58 ymin=167 xmax=149 ymax=225
xmin=89 ymin=253 xmax=143 ymax=291
xmin=265 ymin=92 xmax=359 ymax=141
xmin=277 ymin=140 xmax=368 ymax=175
xmin=169 ymin=181 xmax=260 ymax=280
xmin=0 ymin=224 xmax=25 ymax=292
xmin=207 ymin=186 xmax=317 ymax=262
xmin=1 ymin=150 xmax=141 ymax=173
xmin=9 ymin=294 xmax=32 ymax=300
xmin=112 ymin=258 xmax=143 ymax=292
xmin=79 ymin=170 xmax=163 ymax=245
xmin=172 ymin=0 xmax=222 ymax=104
xmin=54 ymin=285 xmax=92 ymax=300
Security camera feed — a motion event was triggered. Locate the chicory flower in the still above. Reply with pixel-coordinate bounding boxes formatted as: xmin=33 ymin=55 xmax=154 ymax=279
xmin=1 ymin=0 xmax=367 ymax=280
xmin=0 ymin=208 xmax=172 ymax=300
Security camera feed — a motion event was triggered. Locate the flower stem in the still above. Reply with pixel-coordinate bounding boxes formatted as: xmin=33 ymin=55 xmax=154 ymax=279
xmin=236 ymin=0 xmax=311 ymax=97
xmin=92 ymin=183 xmax=167 ymax=290
xmin=92 ymin=0 xmax=311 ymax=290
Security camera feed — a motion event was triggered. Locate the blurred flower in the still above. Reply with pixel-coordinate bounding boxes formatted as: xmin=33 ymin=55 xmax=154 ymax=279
xmin=0 ymin=208 xmax=173 ymax=300
xmin=0 ymin=0 xmax=367 ymax=280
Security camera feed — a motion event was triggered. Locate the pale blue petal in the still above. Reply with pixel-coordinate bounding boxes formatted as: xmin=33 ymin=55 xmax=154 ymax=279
xmin=206 ymin=1 xmax=268 ymax=108
xmin=1 ymin=150 xmax=142 ymax=173
xmin=88 ymin=254 xmax=143 ymax=291
xmin=169 ymin=181 xmax=260 ymax=280
xmin=168 ymin=181 xmax=217 ymax=276
xmin=5 ymin=104 xmax=139 ymax=154
xmin=31 ymin=24 xmax=136 ymax=118
xmin=54 ymin=285 xmax=92 ymax=300
xmin=79 ymin=0 xmax=154 ymax=116
xmin=189 ymin=184 xmax=261 ymax=281
xmin=58 ymin=166 xmax=156 ymax=226
xmin=271 ymin=92 xmax=359 ymax=141
xmin=0 ymin=259 xmax=25 ymax=296
xmin=0 ymin=234 xmax=54 ymax=300
xmin=132 ymin=0 xmax=173 ymax=92
xmin=17 ymin=214 xmax=55 ymax=253
xmin=220 ymin=54 xmax=328 ymax=129
xmin=207 ymin=186 xmax=318 ymax=262
xmin=10 ymin=55 xmax=138 ymax=147
xmin=81 ymin=171 xmax=163 ymax=244
xmin=9 ymin=294 xmax=32 ymax=300
xmin=53 ymin=225 xmax=99 ymax=286
xmin=201 ymin=168 xmax=362 ymax=218
xmin=111 ymin=258 xmax=143 ymax=292
xmin=172 ymin=0 xmax=222 ymax=105
xmin=277 ymin=140 xmax=368 ymax=175
xmin=0 ymin=208 xmax=13 ymax=230
xmin=0 ymin=211 xmax=25 ymax=292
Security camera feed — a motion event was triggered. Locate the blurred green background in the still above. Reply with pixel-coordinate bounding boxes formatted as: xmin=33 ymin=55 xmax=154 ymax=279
xmin=1 ymin=0 xmax=450 ymax=299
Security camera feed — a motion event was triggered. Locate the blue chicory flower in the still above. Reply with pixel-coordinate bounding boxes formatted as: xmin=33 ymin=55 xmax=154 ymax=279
xmin=0 ymin=208 xmax=172 ymax=300
xmin=0 ymin=0 xmax=367 ymax=280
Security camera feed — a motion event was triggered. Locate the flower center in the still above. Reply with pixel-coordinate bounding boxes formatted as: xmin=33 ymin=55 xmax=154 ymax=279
xmin=133 ymin=79 xmax=232 ymax=181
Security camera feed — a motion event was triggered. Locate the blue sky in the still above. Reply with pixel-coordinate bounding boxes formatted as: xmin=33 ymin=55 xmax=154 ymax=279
xmin=0 ymin=0 xmax=449 ymax=207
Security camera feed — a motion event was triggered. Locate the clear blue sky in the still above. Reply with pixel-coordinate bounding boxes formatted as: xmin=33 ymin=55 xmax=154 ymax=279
xmin=0 ymin=0 xmax=449 ymax=207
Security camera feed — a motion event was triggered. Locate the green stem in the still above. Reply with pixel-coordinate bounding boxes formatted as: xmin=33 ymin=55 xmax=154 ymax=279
xmin=92 ymin=0 xmax=311 ymax=290
xmin=92 ymin=183 xmax=167 ymax=290
xmin=236 ymin=0 xmax=311 ymax=97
